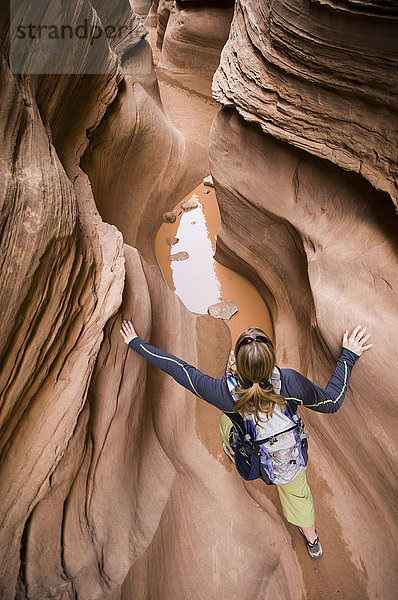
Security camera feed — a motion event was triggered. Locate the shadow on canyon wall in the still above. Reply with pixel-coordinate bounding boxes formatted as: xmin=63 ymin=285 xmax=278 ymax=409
xmin=0 ymin=1 xmax=397 ymax=599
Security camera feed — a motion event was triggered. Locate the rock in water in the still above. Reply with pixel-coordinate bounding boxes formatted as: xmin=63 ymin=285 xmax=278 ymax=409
xmin=173 ymin=208 xmax=182 ymax=217
xmin=203 ymin=175 xmax=214 ymax=187
xmin=163 ymin=211 xmax=177 ymax=223
xmin=202 ymin=189 xmax=210 ymax=194
xmin=207 ymin=300 xmax=238 ymax=320
xmin=166 ymin=236 xmax=179 ymax=246
xmin=169 ymin=251 xmax=189 ymax=261
xmin=181 ymin=194 xmax=199 ymax=211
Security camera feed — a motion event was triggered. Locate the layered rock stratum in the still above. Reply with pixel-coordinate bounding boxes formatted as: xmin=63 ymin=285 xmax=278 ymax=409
xmin=1 ymin=0 xmax=397 ymax=599
xmin=210 ymin=1 xmax=398 ymax=598
xmin=212 ymin=0 xmax=398 ymax=205
xmin=0 ymin=1 xmax=224 ymax=598
xmin=155 ymin=0 xmax=234 ymax=96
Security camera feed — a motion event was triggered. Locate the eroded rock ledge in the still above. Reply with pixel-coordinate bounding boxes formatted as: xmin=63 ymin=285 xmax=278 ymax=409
xmin=212 ymin=0 xmax=398 ymax=205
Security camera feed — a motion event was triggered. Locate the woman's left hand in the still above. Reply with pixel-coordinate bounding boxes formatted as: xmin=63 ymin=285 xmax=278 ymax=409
xmin=120 ymin=320 xmax=138 ymax=344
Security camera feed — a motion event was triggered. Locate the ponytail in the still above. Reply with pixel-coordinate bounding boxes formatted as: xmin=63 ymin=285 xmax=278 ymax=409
xmin=234 ymin=380 xmax=286 ymax=425
xmin=232 ymin=327 xmax=286 ymax=424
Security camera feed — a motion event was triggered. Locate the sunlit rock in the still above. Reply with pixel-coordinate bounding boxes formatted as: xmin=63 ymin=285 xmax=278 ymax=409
xmin=81 ymin=66 xmax=206 ymax=265
xmin=166 ymin=236 xmax=179 ymax=246
xmin=163 ymin=211 xmax=177 ymax=223
xmin=208 ymin=299 xmax=239 ymax=320
xmin=169 ymin=251 xmax=189 ymax=261
xmin=154 ymin=0 xmax=234 ymax=96
xmin=203 ymin=174 xmax=214 ymax=187
xmin=180 ymin=194 xmax=199 ymax=211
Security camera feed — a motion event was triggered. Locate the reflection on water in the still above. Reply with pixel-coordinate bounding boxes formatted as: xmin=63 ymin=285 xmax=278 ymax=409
xmin=155 ymin=182 xmax=274 ymax=344
xmin=170 ymin=203 xmax=222 ymax=313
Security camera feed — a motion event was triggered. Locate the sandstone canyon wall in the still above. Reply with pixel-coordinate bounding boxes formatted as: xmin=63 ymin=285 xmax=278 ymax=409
xmin=0 ymin=1 xmax=229 ymax=598
xmin=1 ymin=0 xmax=397 ymax=599
xmin=1 ymin=0 xmax=304 ymax=590
xmin=155 ymin=0 xmax=234 ymax=96
xmin=210 ymin=2 xmax=398 ymax=599
xmin=0 ymin=0 xmax=131 ymax=595
xmin=212 ymin=0 xmax=398 ymax=204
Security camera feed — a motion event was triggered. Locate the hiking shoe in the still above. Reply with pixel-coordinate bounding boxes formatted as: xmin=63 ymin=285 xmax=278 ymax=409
xmin=297 ymin=527 xmax=323 ymax=559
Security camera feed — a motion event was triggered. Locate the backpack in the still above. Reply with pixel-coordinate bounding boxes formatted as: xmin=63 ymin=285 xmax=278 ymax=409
xmin=223 ymin=367 xmax=309 ymax=485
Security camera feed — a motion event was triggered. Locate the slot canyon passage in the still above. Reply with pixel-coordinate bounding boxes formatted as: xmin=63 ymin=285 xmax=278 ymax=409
xmin=0 ymin=0 xmax=397 ymax=599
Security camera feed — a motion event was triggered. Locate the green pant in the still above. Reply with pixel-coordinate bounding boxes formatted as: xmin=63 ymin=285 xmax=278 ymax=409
xmin=220 ymin=414 xmax=315 ymax=528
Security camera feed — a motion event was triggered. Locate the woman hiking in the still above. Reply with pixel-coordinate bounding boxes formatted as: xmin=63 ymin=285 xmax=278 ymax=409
xmin=120 ymin=320 xmax=372 ymax=559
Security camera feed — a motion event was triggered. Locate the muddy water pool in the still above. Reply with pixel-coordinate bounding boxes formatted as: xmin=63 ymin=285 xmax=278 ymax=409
xmin=155 ymin=181 xmax=273 ymax=344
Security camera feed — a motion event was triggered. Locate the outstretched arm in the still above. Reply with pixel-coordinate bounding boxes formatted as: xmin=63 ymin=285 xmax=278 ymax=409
xmin=120 ymin=320 xmax=234 ymax=412
xmin=284 ymin=326 xmax=372 ymax=413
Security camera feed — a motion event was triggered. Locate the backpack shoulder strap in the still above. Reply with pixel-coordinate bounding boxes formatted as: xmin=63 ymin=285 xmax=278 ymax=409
xmin=223 ymin=409 xmax=246 ymax=437
xmin=270 ymin=366 xmax=282 ymax=394
xmin=223 ymin=374 xmax=250 ymax=437
xmin=225 ymin=374 xmax=241 ymax=401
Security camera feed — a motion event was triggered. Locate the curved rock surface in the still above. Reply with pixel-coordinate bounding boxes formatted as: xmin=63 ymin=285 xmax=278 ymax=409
xmin=15 ymin=243 xmax=234 ymax=599
xmin=158 ymin=2 xmax=233 ymax=77
xmin=130 ymin=0 xmax=152 ymax=20
xmin=81 ymin=65 xmax=206 ymax=265
xmin=210 ymin=3 xmax=398 ymax=599
xmin=0 ymin=5 xmax=127 ymax=596
xmin=80 ymin=5 xmax=211 ymax=265
xmin=212 ymin=0 xmax=398 ymax=205
xmin=155 ymin=0 xmax=234 ymax=95
xmin=210 ymin=45 xmax=398 ymax=600
xmin=2 ymin=1 xmax=274 ymax=598
xmin=0 ymin=0 xmax=211 ymax=597
xmin=104 ymin=249 xmax=302 ymax=600
xmin=155 ymin=0 xmax=173 ymax=48
xmin=2 ymin=0 xmax=397 ymax=598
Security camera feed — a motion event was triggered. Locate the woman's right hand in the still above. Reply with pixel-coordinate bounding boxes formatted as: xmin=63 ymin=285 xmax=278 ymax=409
xmin=120 ymin=320 xmax=138 ymax=345
xmin=342 ymin=325 xmax=373 ymax=356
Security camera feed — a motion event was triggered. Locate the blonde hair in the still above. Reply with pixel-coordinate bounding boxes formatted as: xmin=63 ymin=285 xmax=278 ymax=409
xmin=233 ymin=327 xmax=286 ymax=425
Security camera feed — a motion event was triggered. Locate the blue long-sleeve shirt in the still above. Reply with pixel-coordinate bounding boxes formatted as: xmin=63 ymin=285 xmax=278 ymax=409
xmin=128 ymin=337 xmax=359 ymax=414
